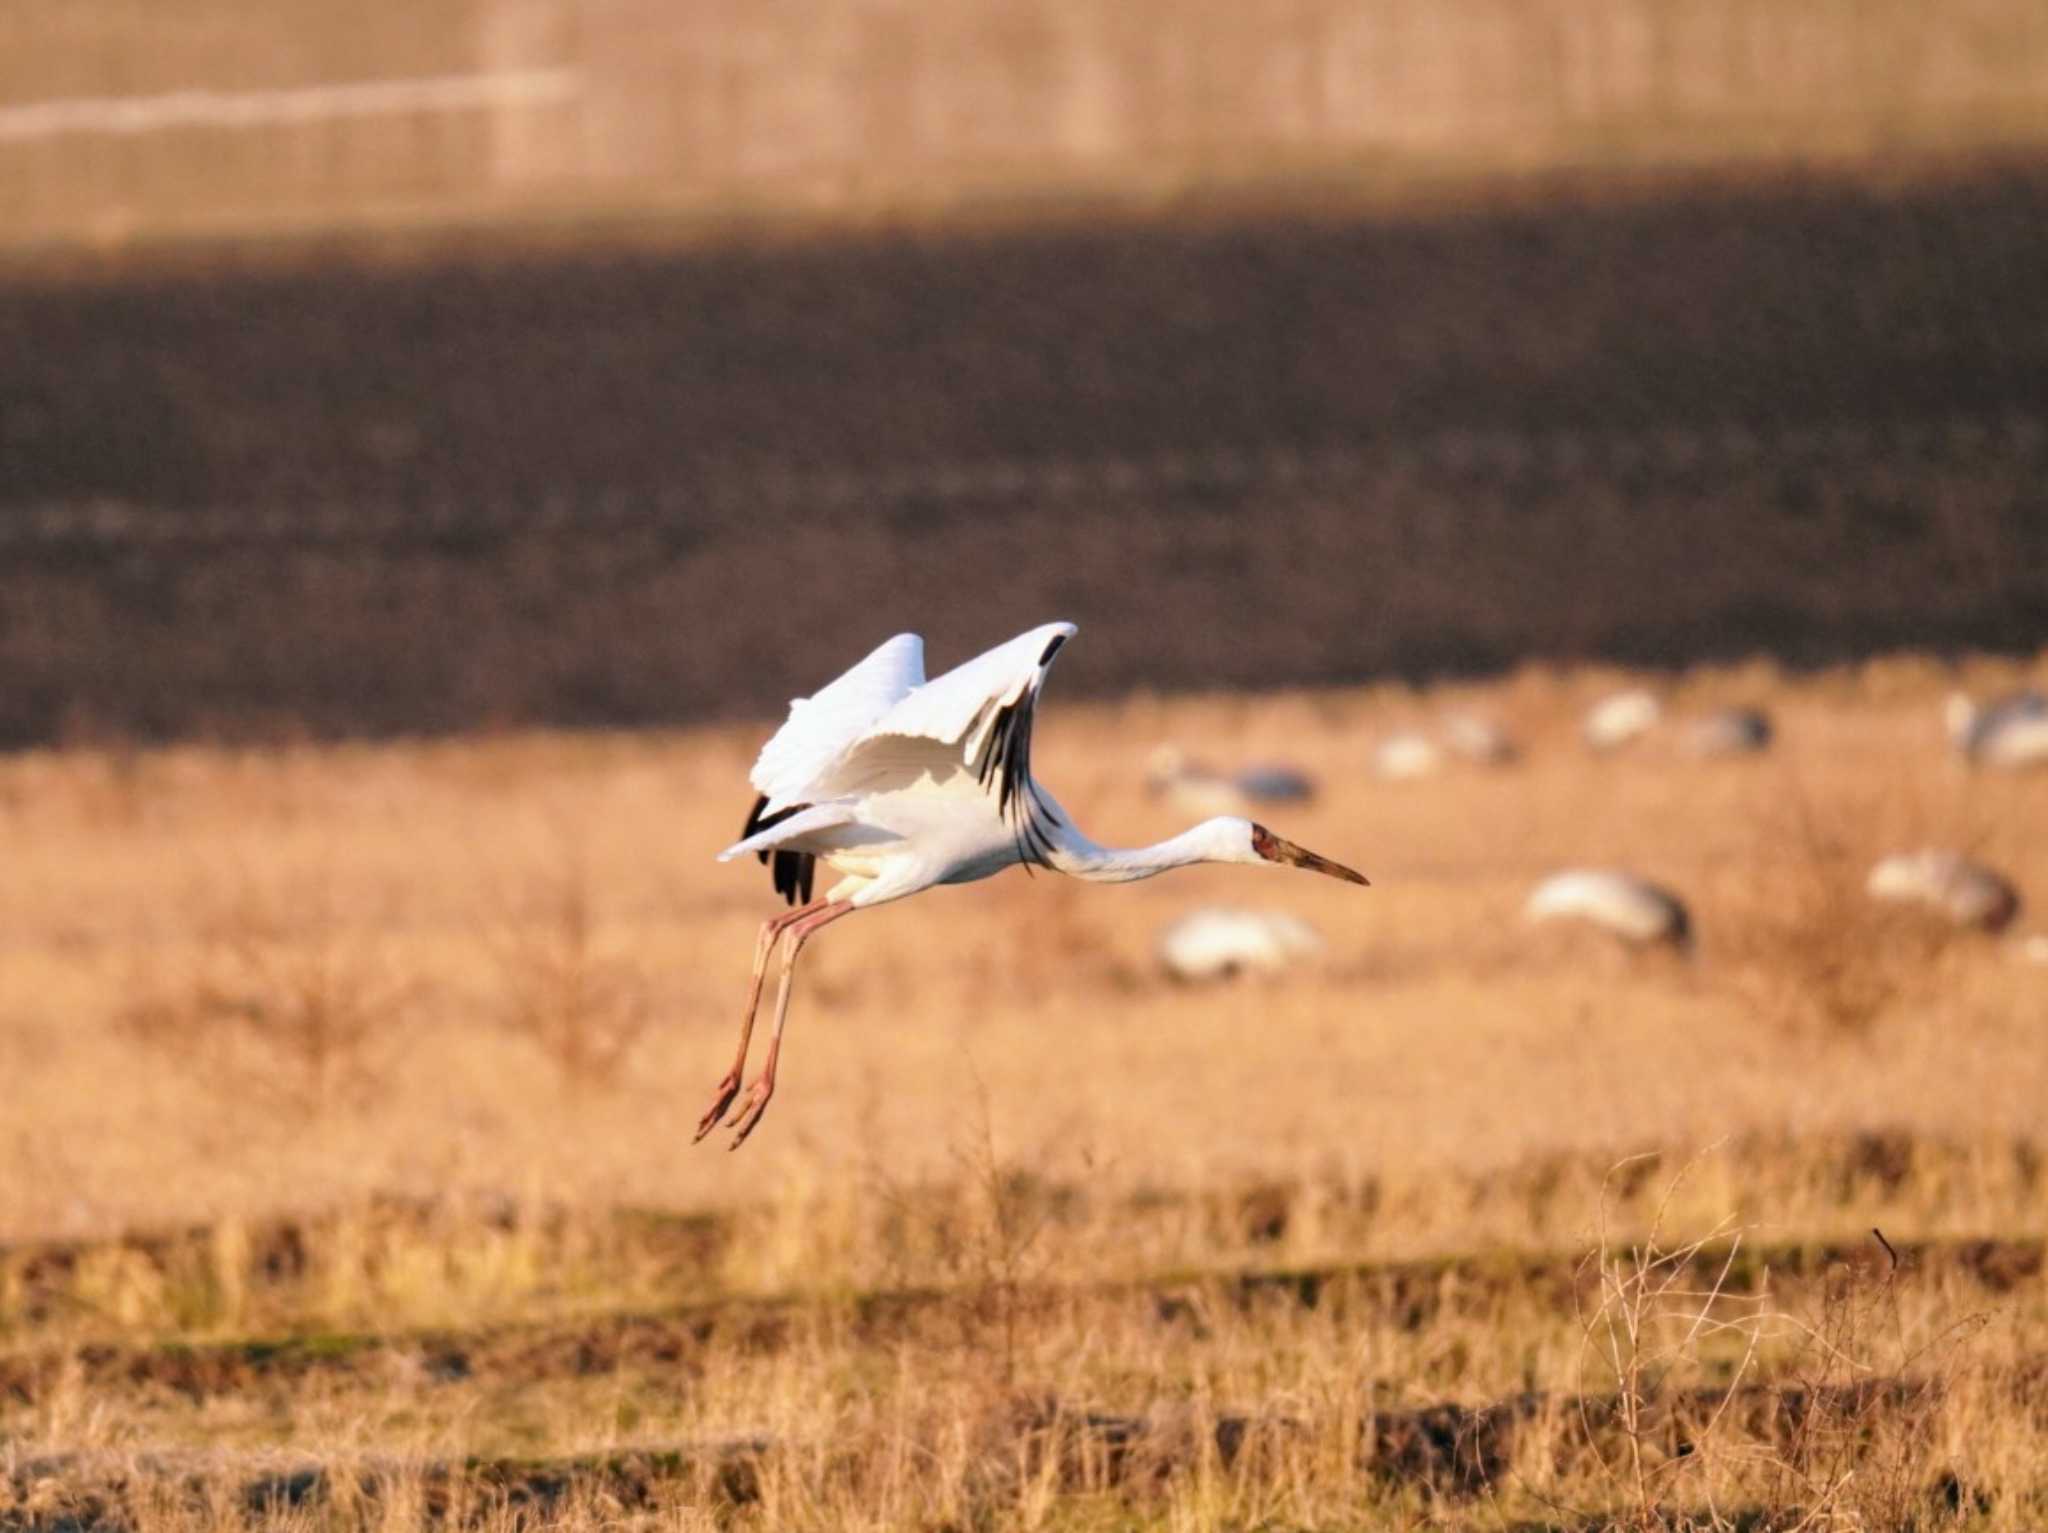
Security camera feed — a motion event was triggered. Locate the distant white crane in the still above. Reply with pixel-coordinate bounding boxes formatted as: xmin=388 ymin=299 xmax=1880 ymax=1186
xmin=1682 ymin=706 xmax=1774 ymax=758
xmin=1375 ymin=716 xmax=1516 ymax=777
xmin=1442 ymin=713 xmax=1519 ymax=766
xmin=1866 ymin=850 xmax=2021 ymax=933
xmin=1145 ymin=746 xmax=1317 ymax=818
xmin=1946 ymin=690 xmax=2048 ymax=770
xmin=1524 ymin=868 xmax=1693 ymax=951
xmin=1583 ymin=689 xmax=1662 ymax=752
xmin=702 ymin=623 xmax=1368 ymax=1148
xmin=1157 ymin=907 xmax=1326 ymax=982
xmin=1372 ymin=731 xmax=1442 ymax=781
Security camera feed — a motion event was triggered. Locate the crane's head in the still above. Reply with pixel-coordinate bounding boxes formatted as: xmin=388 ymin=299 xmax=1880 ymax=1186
xmin=1246 ymin=821 xmax=1369 ymax=885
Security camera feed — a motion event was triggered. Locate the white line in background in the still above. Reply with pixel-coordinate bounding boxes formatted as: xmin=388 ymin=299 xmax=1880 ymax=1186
xmin=0 ymin=69 xmax=581 ymax=143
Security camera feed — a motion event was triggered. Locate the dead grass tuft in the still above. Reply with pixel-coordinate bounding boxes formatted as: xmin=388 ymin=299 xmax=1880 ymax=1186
xmin=1718 ymin=781 xmax=1951 ymax=1034
xmin=487 ymin=860 xmax=652 ymax=1092
xmin=117 ymin=888 xmax=417 ymax=1114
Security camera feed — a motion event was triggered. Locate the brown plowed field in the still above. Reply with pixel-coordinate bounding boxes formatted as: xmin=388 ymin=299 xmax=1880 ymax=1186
xmin=5 ymin=167 xmax=2048 ymax=745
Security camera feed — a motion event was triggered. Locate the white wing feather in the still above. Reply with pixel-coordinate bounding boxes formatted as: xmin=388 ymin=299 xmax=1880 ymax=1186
xmin=785 ymin=620 xmax=1076 ymax=822
xmin=862 ymin=621 xmax=1077 ymax=764
xmin=745 ymin=621 xmax=1078 ymax=826
xmin=750 ymin=633 xmax=926 ymax=813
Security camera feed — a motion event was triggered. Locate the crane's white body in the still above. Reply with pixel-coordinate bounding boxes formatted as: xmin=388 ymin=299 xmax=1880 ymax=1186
xmin=700 ymin=622 xmax=1368 ymax=1147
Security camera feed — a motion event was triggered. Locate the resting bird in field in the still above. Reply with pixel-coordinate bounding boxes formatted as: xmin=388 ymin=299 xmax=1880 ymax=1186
xmin=1144 ymin=745 xmax=1317 ymax=818
xmin=1441 ymin=713 xmax=1519 ymax=766
xmin=699 ymin=622 xmax=1369 ymax=1148
xmin=1524 ymin=868 xmax=1693 ymax=952
xmin=1372 ymin=730 xmax=1442 ymax=781
xmin=1682 ymin=705 xmax=1774 ymax=758
xmin=1947 ymin=690 xmax=2048 ymax=770
xmin=1866 ymin=850 xmax=2021 ymax=934
xmin=1582 ymin=689 xmax=1662 ymax=753
xmin=1156 ymin=906 xmax=1327 ymax=982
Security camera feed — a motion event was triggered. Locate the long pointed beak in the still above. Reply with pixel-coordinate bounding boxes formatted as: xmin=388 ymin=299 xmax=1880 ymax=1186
xmin=1269 ymin=834 xmax=1370 ymax=886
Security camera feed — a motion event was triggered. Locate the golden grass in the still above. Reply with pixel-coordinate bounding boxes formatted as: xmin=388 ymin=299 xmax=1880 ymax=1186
xmin=2 ymin=652 xmax=2046 ymax=1528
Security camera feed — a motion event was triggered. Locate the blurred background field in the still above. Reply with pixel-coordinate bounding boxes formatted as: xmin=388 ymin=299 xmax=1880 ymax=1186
xmin=4 ymin=2 xmax=2048 ymax=1527
xmin=6 ymin=5 xmax=2048 ymax=746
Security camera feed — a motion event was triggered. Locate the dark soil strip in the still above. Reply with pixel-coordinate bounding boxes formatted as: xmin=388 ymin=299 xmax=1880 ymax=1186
xmin=6 ymin=168 xmax=2048 ymax=745
xmin=1 ymin=1233 xmax=2034 ymax=1407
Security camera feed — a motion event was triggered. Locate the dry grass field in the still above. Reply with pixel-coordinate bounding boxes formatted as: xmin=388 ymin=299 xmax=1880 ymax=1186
xmin=2 ymin=652 xmax=2045 ymax=1530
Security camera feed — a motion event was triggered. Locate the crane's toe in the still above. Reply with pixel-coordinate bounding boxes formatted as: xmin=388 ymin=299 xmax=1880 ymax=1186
xmin=693 ymin=1071 xmax=743 ymax=1143
xmin=727 ymin=1077 xmax=775 ymax=1150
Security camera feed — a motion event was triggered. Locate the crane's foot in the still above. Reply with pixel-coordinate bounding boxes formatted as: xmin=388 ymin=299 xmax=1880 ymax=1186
xmin=726 ymin=1075 xmax=776 ymax=1150
xmin=693 ymin=1069 xmax=743 ymax=1143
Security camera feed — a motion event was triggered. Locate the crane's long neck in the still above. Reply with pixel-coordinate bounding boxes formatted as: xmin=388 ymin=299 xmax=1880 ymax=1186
xmin=1047 ymin=819 xmax=1233 ymax=884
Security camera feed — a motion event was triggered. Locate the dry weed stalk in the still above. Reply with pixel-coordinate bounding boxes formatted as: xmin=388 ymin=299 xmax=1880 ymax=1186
xmin=490 ymin=865 xmax=651 ymax=1091
xmin=1759 ymin=1226 xmax=1993 ymax=1532
xmin=952 ymin=1088 xmax=1059 ymax=1392
xmin=1571 ymin=1149 xmax=1771 ymax=1531
xmin=863 ymin=1074 xmax=1060 ymax=1391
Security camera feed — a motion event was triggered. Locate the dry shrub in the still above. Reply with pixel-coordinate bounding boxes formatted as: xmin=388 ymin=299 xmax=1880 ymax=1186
xmin=1720 ymin=784 xmax=1949 ymax=1034
xmin=1756 ymin=1230 xmax=1994 ymax=1532
xmin=117 ymin=890 xmax=416 ymax=1114
xmin=1555 ymin=1153 xmax=2002 ymax=1531
xmin=862 ymin=1082 xmax=1062 ymax=1388
xmin=1568 ymin=1151 xmax=1771 ymax=1528
xmin=489 ymin=864 xmax=650 ymax=1090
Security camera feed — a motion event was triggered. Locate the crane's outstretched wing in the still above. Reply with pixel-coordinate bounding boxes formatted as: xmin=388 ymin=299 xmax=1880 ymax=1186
xmin=726 ymin=624 xmax=1078 ymax=899
xmin=811 ymin=621 xmax=1077 ymax=866
xmin=749 ymin=633 xmax=926 ymax=814
xmin=740 ymin=633 xmax=923 ymax=904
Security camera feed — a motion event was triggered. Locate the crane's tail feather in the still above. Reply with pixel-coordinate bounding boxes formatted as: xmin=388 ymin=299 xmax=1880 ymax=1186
xmin=720 ymin=800 xmax=861 ymax=863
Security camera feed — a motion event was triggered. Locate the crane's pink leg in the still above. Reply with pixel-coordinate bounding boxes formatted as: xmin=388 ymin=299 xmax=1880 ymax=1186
xmin=727 ymin=899 xmax=856 ymax=1150
xmin=694 ymin=899 xmax=826 ymax=1142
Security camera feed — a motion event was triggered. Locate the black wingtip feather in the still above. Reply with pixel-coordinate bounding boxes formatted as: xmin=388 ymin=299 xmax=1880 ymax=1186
xmin=974 ymin=652 xmax=1066 ymax=872
xmin=742 ymin=793 xmax=818 ymax=907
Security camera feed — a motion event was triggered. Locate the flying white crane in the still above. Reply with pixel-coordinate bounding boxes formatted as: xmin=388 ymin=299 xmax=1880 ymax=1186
xmin=700 ymin=622 xmax=1369 ymax=1148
